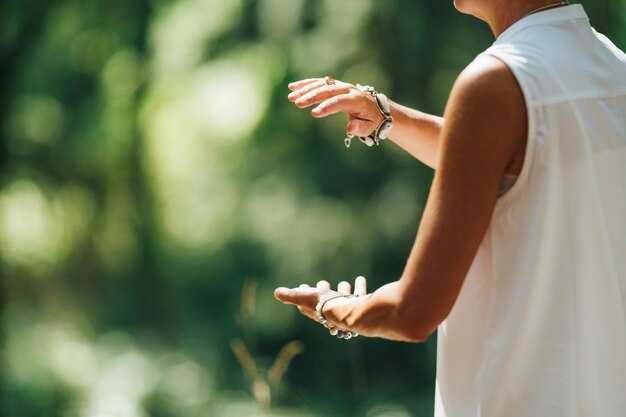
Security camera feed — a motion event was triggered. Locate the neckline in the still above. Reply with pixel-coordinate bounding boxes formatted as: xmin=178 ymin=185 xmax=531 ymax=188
xmin=521 ymin=1 xmax=569 ymax=20
xmin=495 ymin=4 xmax=588 ymax=43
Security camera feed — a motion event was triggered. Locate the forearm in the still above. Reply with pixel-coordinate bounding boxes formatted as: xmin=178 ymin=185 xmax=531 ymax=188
xmin=288 ymin=78 xmax=442 ymax=167
xmin=323 ymin=281 xmax=429 ymax=343
xmin=387 ymin=101 xmax=443 ymax=169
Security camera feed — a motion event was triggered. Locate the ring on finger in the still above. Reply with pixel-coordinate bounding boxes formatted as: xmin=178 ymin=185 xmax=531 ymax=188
xmin=324 ymin=76 xmax=335 ymax=85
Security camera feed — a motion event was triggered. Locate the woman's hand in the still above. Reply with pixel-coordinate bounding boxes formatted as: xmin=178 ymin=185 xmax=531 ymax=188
xmin=287 ymin=78 xmax=384 ymax=138
xmin=274 ymin=276 xmax=368 ymax=323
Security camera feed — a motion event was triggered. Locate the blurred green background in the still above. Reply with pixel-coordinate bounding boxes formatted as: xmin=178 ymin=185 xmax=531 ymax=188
xmin=1 ymin=0 xmax=624 ymax=416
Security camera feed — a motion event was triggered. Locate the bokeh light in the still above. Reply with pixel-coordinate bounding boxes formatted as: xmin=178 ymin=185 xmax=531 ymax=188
xmin=1 ymin=1 xmax=622 ymax=416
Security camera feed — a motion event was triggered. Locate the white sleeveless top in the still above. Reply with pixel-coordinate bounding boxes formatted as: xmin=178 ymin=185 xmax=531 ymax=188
xmin=435 ymin=5 xmax=626 ymax=417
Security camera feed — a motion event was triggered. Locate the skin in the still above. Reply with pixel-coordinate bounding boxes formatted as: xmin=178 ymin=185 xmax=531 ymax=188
xmin=274 ymin=1 xmax=558 ymax=342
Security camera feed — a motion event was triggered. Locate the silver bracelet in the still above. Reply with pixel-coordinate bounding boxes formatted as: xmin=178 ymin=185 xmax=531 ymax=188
xmin=315 ymin=292 xmax=360 ymax=340
xmin=344 ymin=84 xmax=394 ymax=149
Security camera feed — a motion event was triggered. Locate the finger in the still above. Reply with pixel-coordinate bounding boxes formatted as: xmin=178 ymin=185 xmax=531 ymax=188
xmin=347 ymin=118 xmax=376 ymax=137
xmin=337 ymin=281 xmax=351 ymax=295
xmin=295 ymin=85 xmax=351 ymax=108
xmin=354 ymin=276 xmax=367 ymax=297
xmin=316 ymin=280 xmax=331 ymax=291
xmin=288 ymin=80 xmax=325 ymax=101
xmin=311 ymin=94 xmax=359 ymax=118
xmin=288 ymin=78 xmax=322 ymax=91
xmin=288 ymin=79 xmax=351 ymax=102
xmin=274 ymin=287 xmax=314 ymax=306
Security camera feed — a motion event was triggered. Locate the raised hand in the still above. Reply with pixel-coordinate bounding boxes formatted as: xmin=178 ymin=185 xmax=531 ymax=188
xmin=287 ymin=78 xmax=384 ymax=139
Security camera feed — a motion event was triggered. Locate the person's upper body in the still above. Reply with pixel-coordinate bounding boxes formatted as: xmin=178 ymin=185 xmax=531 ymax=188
xmin=275 ymin=2 xmax=626 ymax=416
xmin=436 ymin=4 xmax=626 ymax=417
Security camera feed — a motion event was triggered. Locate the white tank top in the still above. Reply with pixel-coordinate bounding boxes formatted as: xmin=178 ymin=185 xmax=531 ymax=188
xmin=435 ymin=5 xmax=626 ymax=417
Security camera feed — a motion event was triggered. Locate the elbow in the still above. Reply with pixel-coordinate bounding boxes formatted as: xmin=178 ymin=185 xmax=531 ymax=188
xmin=397 ymin=323 xmax=436 ymax=344
xmin=394 ymin=304 xmax=443 ymax=343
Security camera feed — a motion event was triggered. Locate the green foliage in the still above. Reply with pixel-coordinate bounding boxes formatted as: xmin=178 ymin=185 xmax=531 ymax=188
xmin=0 ymin=0 xmax=623 ymax=416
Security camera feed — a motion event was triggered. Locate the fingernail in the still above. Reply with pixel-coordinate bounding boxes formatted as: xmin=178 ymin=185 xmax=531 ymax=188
xmin=311 ymin=108 xmax=320 ymax=115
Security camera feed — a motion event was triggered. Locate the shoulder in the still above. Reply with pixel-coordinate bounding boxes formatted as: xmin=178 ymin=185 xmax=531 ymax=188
xmin=450 ymin=55 xmax=525 ymax=114
xmin=445 ymin=55 xmax=527 ymax=146
xmin=440 ymin=55 xmax=528 ymax=175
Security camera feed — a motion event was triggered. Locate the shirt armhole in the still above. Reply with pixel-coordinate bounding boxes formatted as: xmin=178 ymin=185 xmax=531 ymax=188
xmin=481 ymin=51 xmax=538 ymax=214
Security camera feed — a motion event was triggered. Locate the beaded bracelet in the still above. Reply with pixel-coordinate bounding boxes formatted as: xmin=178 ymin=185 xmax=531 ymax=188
xmin=315 ymin=292 xmax=360 ymax=340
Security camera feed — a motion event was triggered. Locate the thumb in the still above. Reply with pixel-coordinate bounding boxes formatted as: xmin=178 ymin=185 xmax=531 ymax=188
xmin=346 ymin=119 xmax=375 ymax=137
xmin=274 ymin=287 xmax=311 ymax=305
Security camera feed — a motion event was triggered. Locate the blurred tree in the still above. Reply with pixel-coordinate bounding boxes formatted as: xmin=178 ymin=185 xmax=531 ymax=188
xmin=0 ymin=1 xmax=623 ymax=416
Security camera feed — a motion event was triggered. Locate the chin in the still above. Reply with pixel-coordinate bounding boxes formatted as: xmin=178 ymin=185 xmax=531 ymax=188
xmin=454 ymin=0 xmax=470 ymax=13
xmin=453 ymin=0 xmax=484 ymax=19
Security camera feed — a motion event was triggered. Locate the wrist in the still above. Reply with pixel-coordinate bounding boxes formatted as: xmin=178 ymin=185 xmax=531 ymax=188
xmin=374 ymin=93 xmax=394 ymax=139
xmin=353 ymin=84 xmax=394 ymax=147
xmin=322 ymin=295 xmax=353 ymax=325
xmin=316 ymin=292 xmax=362 ymax=340
xmin=316 ymin=292 xmax=353 ymax=326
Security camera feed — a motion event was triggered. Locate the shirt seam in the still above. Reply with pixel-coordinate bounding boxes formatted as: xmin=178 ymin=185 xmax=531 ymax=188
xmin=528 ymin=90 xmax=626 ymax=108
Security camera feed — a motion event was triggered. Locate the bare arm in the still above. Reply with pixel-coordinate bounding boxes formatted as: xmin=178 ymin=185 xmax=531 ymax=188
xmin=276 ymin=56 xmax=527 ymax=342
xmin=288 ymin=80 xmax=443 ymax=168
xmin=386 ymin=102 xmax=443 ymax=168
